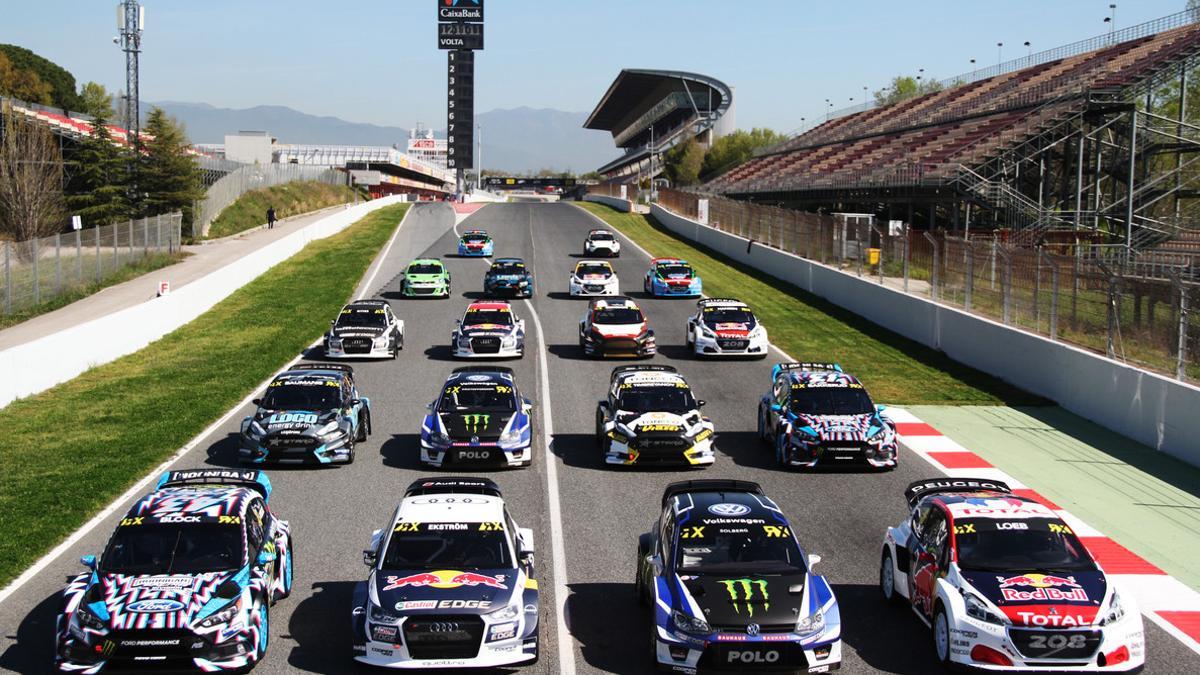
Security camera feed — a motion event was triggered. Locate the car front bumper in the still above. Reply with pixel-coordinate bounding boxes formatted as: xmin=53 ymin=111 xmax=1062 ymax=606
xmin=582 ymin=335 xmax=655 ymax=358
xmin=651 ymin=624 xmax=842 ymax=674
xmin=420 ymin=441 xmax=532 ymax=468
xmin=606 ymin=436 xmax=715 ymax=466
xmin=327 ymin=340 xmax=393 ymax=359
xmin=944 ymin=611 xmax=1144 ymax=671
xmin=241 ymin=432 xmax=353 ymax=465
xmin=402 ymin=282 xmax=449 ymax=297
xmin=693 ymin=332 xmax=769 ymax=357
xmin=585 ymin=244 xmax=620 ymax=256
xmin=783 ymin=439 xmax=897 ymax=469
xmin=569 ymin=280 xmax=619 ymax=296
xmin=651 ymin=281 xmax=703 ymax=297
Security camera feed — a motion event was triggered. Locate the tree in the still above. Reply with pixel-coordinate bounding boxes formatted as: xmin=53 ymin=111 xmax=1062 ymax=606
xmin=873 ymin=75 xmax=944 ymax=107
xmin=0 ymin=45 xmax=83 ymax=111
xmin=0 ymin=51 xmax=53 ymax=105
xmin=78 ymin=82 xmax=114 ymax=119
xmin=663 ymin=137 xmax=705 ymax=186
xmin=700 ymin=128 xmax=786 ymax=179
xmin=0 ymin=109 xmax=65 ymax=244
xmin=139 ymin=107 xmax=203 ymax=232
xmin=65 ymin=109 xmax=130 ymax=228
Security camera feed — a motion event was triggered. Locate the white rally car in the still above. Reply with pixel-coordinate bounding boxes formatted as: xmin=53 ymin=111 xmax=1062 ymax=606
xmin=450 ymin=301 xmax=526 ymax=359
xmin=583 ymin=229 xmax=621 ymax=257
xmin=325 ymin=299 xmax=405 ymax=359
xmin=880 ymin=478 xmax=1144 ymax=672
xmin=595 ymin=365 xmax=715 ymax=467
xmin=685 ymin=298 xmax=769 ymax=358
xmin=569 ymin=260 xmax=620 ymax=297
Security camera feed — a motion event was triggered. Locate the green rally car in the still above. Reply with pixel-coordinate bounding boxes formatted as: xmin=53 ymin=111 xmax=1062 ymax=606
xmin=400 ymin=258 xmax=452 ymax=298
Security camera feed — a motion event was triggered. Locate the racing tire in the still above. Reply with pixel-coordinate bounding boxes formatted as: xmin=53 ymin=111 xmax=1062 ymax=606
xmin=274 ymin=541 xmax=294 ymax=602
xmin=880 ymin=549 xmax=900 ymax=604
xmin=344 ymin=437 xmax=355 ymax=465
xmin=635 ymin=556 xmax=650 ymax=607
xmin=356 ymin=412 xmax=370 ymax=443
xmin=932 ymin=604 xmax=954 ymax=670
xmin=756 ymin=405 xmax=770 ymax=444
xmin=252 ymin=598 xmax=269 ymax=666
xmin=775 ymin=431 xmax=789 ymax=466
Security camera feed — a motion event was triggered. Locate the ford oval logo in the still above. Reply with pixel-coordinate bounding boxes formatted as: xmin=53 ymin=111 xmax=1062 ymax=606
xmin=128 ymin=599 xmax=186 ymax=613
xmin=708 ymin=503 xmax=751 ymax=517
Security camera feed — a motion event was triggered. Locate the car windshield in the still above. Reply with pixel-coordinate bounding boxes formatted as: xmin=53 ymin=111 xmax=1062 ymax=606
xmin=408 ymin=263 xmax=442 ymax=275
xmin=383 ymin=523 xmax=511 ymax=569
xmin=956 ymin=518 xmax=1096 ymax=572
xmin=103 ymin=523 xmax=244 ymax=574
xmin=617 ymin=386 xmax=696 ymax=414
xmin=463 ymin=310 xmax=513 ymax=327
xmin=594 ymin=308 xmax=643 ymax=324
xmin=658 ymin=265 xmax=691 ymax=277
xmin=439 ymin=383 xmax=516 ymax=411
xmin=790 ymin=386 xmax=874 ymax=415
xmin=262 ymin=380 xmax=341 ymax=410
xmin=589 ymin=233 xmax=614 ymax=241
xmin=703 ymin=308 xmax=756 ymax=328
xmin=336 ymin=309 xmax=387 ymax=327
xmin=463 ymin=235 xmax=488 ymax=243
xmin=491 ymin=263 xmax=524 ymax=275
xmin=676 ymin=523 xmax=805 ymax=574
xmin=577 ymin=264 xmax=610 ymax=276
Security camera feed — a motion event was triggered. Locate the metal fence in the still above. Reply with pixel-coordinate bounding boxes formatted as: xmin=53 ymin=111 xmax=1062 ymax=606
xmin=1 ymin=213 xmax=182 ymax=316
xmin=194 ymin=164 xmax=347 ymax=238
xmin=644 ymin=188 xmax=1198 ymax=381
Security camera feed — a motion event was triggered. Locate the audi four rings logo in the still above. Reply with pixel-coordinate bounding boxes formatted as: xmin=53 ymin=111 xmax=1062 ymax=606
xmin=708 ymin=503 xmax=751 ymax=517
xmin=428 ymin=621 xmax=461 ymax=632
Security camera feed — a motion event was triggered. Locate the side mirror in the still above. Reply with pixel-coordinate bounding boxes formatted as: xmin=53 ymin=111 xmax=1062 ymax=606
xmin=697 ymin=399 xmax=707 ymax=408
xmin=517 ymin=527 xmax=536 ymax=555
xmin=252 ymin=398 xmax=262 ymax=406
xmin=770 ymin=403 xmax=782 ymax=413
xmin=808 ymin=554 xmax=822 ymax=569
xmin=350 ymin=399 xmax=361 ymax=406
xmin=876 ymin=404 xmax=888 ymax=413
xmin=80 ymin=554 xmax=97 ymax=570
xmin=362 ymin=549 xmax=377 ymax=567
xmin=257 ymin=549 xmax=277 ymax=565
xmin=522 ymin=398 xmax=534 ymax=412
xmin=330 ymin=319 xmax=336 ymax=326
xmin=426 ymin=402 xmax=434 ymax=412
xmin=649 ymin=554 xmax=664 ymax=576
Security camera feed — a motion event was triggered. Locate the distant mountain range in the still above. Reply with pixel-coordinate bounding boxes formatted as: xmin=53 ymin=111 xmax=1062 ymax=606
xmin=151 ymin=101 xmax=617 ymax=173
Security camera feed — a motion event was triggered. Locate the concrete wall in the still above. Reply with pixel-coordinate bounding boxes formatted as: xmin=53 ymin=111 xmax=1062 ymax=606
xmin=0 ymin=197 xmax=407 ymax=409
xmin=649 ymin=203 xmax=1200 ymax=465
xmin=584 ymin=194 xmax=633 ymax=212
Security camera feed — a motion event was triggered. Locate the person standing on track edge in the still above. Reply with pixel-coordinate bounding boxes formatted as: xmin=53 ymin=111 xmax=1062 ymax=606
xmin=267 ymin=206 xmax=277 ymax=229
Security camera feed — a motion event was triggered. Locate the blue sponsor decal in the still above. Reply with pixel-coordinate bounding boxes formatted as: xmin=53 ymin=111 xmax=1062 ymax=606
xmin=128 ymin=599 xmax=186 ymax=613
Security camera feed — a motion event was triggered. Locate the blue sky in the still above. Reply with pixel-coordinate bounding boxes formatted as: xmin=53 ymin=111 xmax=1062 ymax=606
xmin=4 ymin=0 xmax=1188 ymax=135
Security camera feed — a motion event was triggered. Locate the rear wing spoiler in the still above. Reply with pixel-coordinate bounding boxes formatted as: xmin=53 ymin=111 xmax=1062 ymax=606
xmin=452 ymin=365 xmax=514 ymax=375
xmin=904 ymin=478 xmax=1011 ymax=507
xmin=611 ymin=364 xmax=677 ymax=380
xmin=662 ymin=479 xmax=762 ymax=509
xmin=770 ymin=362 xmax=842 ymax=381
xmin=405 ymin=477 xmax=502 ymax=498
xmin=349 ymin=298 xmax=390 ymax=306
xmin=697 ymin=298 xmax=744 ymax=308
xmin=289 ymin=362 xmax=354 ymax=375
xmin=156 ymin=469 xmax=272 ymax=501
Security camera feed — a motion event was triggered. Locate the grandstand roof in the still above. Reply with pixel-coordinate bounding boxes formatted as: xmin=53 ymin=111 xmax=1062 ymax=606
xmin=584 ymin=69 xmax=732 ymax=145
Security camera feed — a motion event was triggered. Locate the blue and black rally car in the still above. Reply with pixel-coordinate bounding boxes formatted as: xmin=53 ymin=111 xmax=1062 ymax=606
xmin=240 ymin=363 xmax=371 ymax=465
xmin=483 ymin=258 xmax=535 ymax=298
xmin=420 ymin=366 xmax=533 ymax=469
xmin=55 ymin=469 xmax=293 ymax=673
xmin=635 ymin=480 xmax=842 ymax=673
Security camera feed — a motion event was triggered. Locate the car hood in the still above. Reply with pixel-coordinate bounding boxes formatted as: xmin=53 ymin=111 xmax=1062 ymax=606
xmin=961 ymin=569 xmax=1106 ymax=627
xmin=257 ymin=409 xmax=337 ymax=435
xmin=575 ymin=273 xmax=613 ymax=282
xmin=374 ymin=568 xmax=518 ymax=614
xmin=620 ymin=410 xmax=691 ymax=433
xmin=677 ymin=573 xmax=806 ymax=628
xmin=792 ymin=413 xmax=880 ymax=441
xmin=588 ymin=240 xmax=618 ymax=247
xmin=331 ymin=324 xmax=386 ymax=338
xmin=705 ymin=320 xmax=755 ymax=337
xmin=406 ymin=274 xmax=445 ymax=282
xmin=459 ymin=323 xmax=517 ymax=338
xmin=487 ymin=274 xmax=527 ymax=282
xmin=438 ymin=411 xmax=513 ymax=441
xmin=592 ymin=322 xmax=645 ymax=337
xmin=96 ymin=570 xmax=238 ymax=628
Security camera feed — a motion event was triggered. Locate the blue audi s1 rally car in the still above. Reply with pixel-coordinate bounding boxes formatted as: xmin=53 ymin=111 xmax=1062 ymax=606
xmin=419 ymin=366 xmax=534 ymax=468
xmin=240 ymin=363 xmax=371 ymax=465
xmin=457 ymin=230 xmax=494 ymax=257
xmin=55 ymin=469 xmax=293 ymax=673
xmin=757 ymin=362 xmax=897 ymax=470
xmin=635 ymin=480 xmax=841 ymax=673
xmin=483 ymin=258 xmax=535 ymax=298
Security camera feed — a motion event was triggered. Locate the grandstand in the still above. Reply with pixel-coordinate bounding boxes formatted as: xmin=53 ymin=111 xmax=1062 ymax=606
xmin=705 ymin=11 xmax=1200 ymax=272
xmin=274 ymin=144 xmax=453 ymax=198
xmin=585 ymin=69 xmax=734 ymax=183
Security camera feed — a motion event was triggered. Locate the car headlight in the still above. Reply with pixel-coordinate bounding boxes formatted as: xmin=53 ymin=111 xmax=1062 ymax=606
xmin=518 ymin=280 xmax=529 ymax=287
xmin=374 ymin=336 xmax=389 ymax=347
xmin=316 ymin=421 xmax=341 ymax=439
xmin=369 ymin=601 xmax=401 ymax=624
xmin=458 ymin=334 xmax=472 ymax=347
xmin=700 ymin=326 xmax=716 ymax=339
xmin=1100 ymin=589 xmax=1126 ymax=626
xmin=749 ymin=326 xmax=765 ymax=339
xmin=502 ymin=334 xmax=517 ymax=347
xmin=328 ymin=336 xmax=342 ymax=346
xmin=615 ymin=423 xmax=635 ymax=439
xmin=868 ymin=424 xmax=891 ymax=442
xmin=75 ymin=602 xmax=107 ymax=631
xmin=197 ymin=597 xmax=242 ymax=629
xmin=246 ymin=420 xmax=267 ymax=440
xmin=792 ymin=427 xmax=819 ymax=443
xmin=500 ymin=424 xmax=524 ymax=446
xmin=964 ymin=591 xmax=1006 ymax=625
xmin=672 ymin=610 xmax=711 ymax=635
xmin=431 ymin=429 xmax=452 ymax=447
xmin=795 ymin=609 xmax=825 ymax=636
xmin=488 ymin=604 xmax=520 ymax=622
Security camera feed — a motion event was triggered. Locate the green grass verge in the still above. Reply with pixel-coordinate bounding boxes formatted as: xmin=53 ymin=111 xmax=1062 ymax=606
xmin=0 ymin=251 xmax=188 ymax=331
xmin=576 ymin=202 xmax=1038 ymax=406
xmin=206 ymin=181 xmax=360 ymax=239
xmin=0 ymin=204 xmax=407 ymax=586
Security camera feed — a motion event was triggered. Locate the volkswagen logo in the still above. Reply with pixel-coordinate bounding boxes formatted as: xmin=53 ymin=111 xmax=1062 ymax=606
xmin=470 ymin=436 xmax=480 ymax=446
xmin=707 ymin=503 xmax=752 ymax=517
xmin=746 ymin=623 xmax=761 ymax=636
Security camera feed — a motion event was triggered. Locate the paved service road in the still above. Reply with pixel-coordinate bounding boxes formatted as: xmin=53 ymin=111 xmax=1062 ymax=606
xmin=0 ymin=201 xmax=1194 ymax=674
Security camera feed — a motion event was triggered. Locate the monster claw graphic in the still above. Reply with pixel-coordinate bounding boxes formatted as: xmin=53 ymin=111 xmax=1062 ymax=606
xmin=719 ymin=578 xmax=769 ymax=616
xmin=463 ymin=414 xmax=490 ymax=433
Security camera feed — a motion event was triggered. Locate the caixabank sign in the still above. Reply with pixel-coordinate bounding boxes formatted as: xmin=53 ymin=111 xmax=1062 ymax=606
xmin=438 ymin=0 xmax=483 ymax=22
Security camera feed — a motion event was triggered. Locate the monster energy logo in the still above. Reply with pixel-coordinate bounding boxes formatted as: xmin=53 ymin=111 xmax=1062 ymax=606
xmin=463 ymin=414 xmax=490 ymax=433
xmin=101 ymin=640 xmax=116 ymax=657
xmin=720 ymin=579 xmax=769 ymax=616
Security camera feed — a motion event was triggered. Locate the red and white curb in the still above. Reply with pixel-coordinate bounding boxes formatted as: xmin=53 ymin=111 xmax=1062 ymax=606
xmin=889 ymin=406 xmax=1200 ymax=656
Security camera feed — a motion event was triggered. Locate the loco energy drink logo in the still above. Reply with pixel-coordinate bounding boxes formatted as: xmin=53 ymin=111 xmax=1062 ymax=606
xmin=997 ymin=573 xmax=1088 ymax=602
xmin=382 ymin=570 xmax=507 ymax=591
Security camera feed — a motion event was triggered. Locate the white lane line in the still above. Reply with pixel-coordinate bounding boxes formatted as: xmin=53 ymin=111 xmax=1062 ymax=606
xmin=0 ymin=206 xmax=414 ymax=608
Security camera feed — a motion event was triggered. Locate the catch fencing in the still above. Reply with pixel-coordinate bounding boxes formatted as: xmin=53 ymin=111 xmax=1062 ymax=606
xmin=194 ymin=164 xmax=347 ymax=238
xmin=643 ymin=188 xmax=1198 ymax=381
xmin=1 ymin=213 xmax=182 ymax=317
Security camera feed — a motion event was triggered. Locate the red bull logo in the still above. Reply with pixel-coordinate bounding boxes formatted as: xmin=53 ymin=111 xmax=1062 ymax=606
xmin=997 ymin=573 xmax=1088 ymax=602
xmin=382 ymin=570 xmax=507 ymax=591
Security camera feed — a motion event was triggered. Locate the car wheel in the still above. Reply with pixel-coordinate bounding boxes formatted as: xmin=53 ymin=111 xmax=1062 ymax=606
xmin=276 ymin=541 xmax=294 ymax=601
xmin=254 ymin=598 xmax=269 ymax=662
xmin=344 ymin=437 xmax=355 ymax=464
xmin=757 ymin=406 xmax=769 ymax=444
xmin=635 ymin=554 xmax=651 ymax=607
xmin=775 ymin=431 xmax=789 ymax=466
xmin=880 ymin=549 xmax=900 ymax=604
xmin=933 ymin=605 xmax=953 ymax=668
xmin=356 ymin=413 xmax=369 ymax=442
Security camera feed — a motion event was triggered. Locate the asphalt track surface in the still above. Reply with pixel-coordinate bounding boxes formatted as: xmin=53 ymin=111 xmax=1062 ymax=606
xmin=0 ymin=201 xmax=1194 ymax=674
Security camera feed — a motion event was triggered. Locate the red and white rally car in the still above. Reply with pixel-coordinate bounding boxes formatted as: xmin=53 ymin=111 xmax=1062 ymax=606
xmin=684 ymin=298 xmax=769 ymax=358
xmin=880 ymin=478 xmax=1144 ymax=672
xmin=578 ymin=296 xmax=655 ymax=358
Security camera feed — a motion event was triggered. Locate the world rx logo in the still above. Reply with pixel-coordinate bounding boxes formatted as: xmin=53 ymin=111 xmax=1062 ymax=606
xmin=444 ymin=0 xmax=480 ymax=5
xmin=720 ymin=579 xmax=769 ymax=616
xmin=463 ymin=414 xmax=490 ymax=432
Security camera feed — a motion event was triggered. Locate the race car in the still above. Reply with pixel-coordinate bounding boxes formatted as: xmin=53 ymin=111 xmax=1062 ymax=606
xmin=757 ymin=362 xmax=897 ymax=470
xmin=596 ymin=365 xmax=715 ymax=467
xmin=351 ymin=478 xmax=539 ymax=669
xmin=635 ymin=480 xmax=842 ymax=674
xmin=451 ymin=301 xmax=526 ymax=359
xmin=583 ymin=229 xmax=620 ymax=257
xmin=483 ymin=258 xmax=535 ymax=298
xmin=325 ymin=299 xmax=404 ymax=359
xmin=685 ymin=298 xmax=770 ymax=358
xmin=644 ymin=258 xmax=703 ymax=297
xmin=240 ymin=363 xmax=371 ymax=465
xmin=578 ymin=296 xmax=656 ymax=358
xmin=55 ymin=469 xmax=293 ymax=673
xmin=568 ymin=260 xmax=620 ymax=297
xmin=419 ymin=366 xmax=533 ymax=468
xmin=400 ymin=259 xmax=452 ymax=298
xmin=880 ymin=478 xmax=1144 ymax=671
xmin=457 ymin=229 xmax=494 ymax=257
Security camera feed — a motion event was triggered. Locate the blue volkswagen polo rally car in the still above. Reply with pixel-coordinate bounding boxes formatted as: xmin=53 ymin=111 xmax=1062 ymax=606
xmin=635 ymin=480 xmax=842 ymax=673
xmin=419 ymin=366 xmax=534 ymax=468
xmin=757 ymin=362 xmax=897 ymax=470
xmin=55 ymin=469 xmax=293 ymax=673
xmin=644 ymin=258 xmax=703 ymax=297
xmin=240 ymin=363 xmax=371 ymax=465
xmin=457 ymin=230 xmax=494 ymax=257
xmin=483 ymin=258 xmax=535 ymax=298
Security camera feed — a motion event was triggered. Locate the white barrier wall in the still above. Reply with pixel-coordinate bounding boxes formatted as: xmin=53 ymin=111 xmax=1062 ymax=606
xmin=0 ymin=197 xmax=407 ymax=409
xmin=584 ymin=194 xmax=634 ymax=212
xmin=648 ymin=203 xmax=1200 ymax=465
